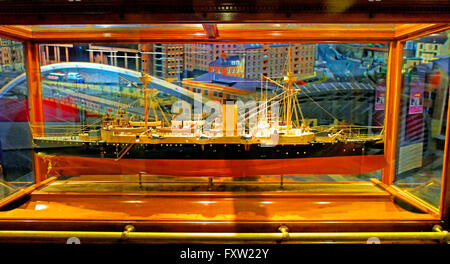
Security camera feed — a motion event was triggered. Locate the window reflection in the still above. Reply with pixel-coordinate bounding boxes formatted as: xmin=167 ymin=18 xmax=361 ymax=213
xmin=0 ymin=37 xmax=34 ymax=188
xmin=29 ymin=42 xmax=389 ymax=187
xmin=396 ymin=30 xmax=449 ymax=208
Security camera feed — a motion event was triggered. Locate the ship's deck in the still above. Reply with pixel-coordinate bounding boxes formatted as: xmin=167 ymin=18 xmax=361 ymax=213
xmin=34 ymin=133 xmax=382 ymax=145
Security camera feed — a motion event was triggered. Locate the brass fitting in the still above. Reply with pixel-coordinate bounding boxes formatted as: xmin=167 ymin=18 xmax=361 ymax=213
xmin=278 ymin=225 xmax=290 ymax=241
xmin=432 ymin=225 xmax=449 ymax=244
xmin=120 ymin=225 xmax=136 ymax=241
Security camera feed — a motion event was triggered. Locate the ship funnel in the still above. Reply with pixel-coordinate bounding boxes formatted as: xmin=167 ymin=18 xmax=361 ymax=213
xmin=222 ymin=99 xmax=237 ymax=136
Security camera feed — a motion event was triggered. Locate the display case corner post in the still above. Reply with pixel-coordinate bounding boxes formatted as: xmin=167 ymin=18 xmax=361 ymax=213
xmin=381 ymin=40 xmax=404 ymax=186
xmin=24 ymin=41 xmax=44 ymax=137
xmin=25 ymin=41 xmax=46 ymax=184
xmin=440 ymin=81 xmax=450 ymax=226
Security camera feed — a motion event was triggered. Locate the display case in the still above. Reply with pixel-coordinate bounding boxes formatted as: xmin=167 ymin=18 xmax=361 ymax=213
xmin=0 ymin=2 xmax=449 ymax=244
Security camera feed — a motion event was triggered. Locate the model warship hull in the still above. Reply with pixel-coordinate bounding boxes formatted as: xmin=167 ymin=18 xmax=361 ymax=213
xmin=33 ymin=138 xmax=383 ymax=159
xmin=33 ymin=138 xmax=385 ymax=177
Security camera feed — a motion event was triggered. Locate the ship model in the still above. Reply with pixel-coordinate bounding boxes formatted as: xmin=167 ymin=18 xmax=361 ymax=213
xmin=33 ymin=47 xmax=385 ymax=177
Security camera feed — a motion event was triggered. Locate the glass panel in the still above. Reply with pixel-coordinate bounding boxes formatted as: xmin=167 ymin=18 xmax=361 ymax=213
xmin=395 ymin=30 xmax=449 ymax=208
xmin=0 ymin=37 xmax=34 ymax=188
xmin=0 ymin=180 xmax=17 ymax=200
xmin=33 ymin=42 xmax=387 ymax=192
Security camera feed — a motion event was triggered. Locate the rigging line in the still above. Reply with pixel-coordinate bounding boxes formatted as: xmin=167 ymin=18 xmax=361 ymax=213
xmin=147 ymin=95 xmax=158 ymax=122
xmin=82 ymin=116 xmax=103 ymax=127
xmin=147 ymin=82 xmax=170 ymax=125
xmin=260 ymin=73 xmax=263 ymax=102
xmin=283 ymin=88 xmax=287 ymax=124
xmin=243 ymin=89 xmax=287 ymax=117
xmin=71 ymin=117 xmax=103 ymax=136
xmin=115 ymin=143 xmax=135 ymax=161
xmin=139 ymin=127 xmax=154 ymax=136
xmin=293 ymin=96 xmax=300 ymax=128
xmin=294 ymin=83 xmax=340 ymax=121
xmin=152 ymin=95 xmax=170 ymax=125
xmin=157 ymin=102 xmax=170 ymax=117
xmin=294 ymin=94 xmax=306 ymax=125
xmin=239 ymin=90 xmax=287 ymax=121
xmin=260 ymin=73 xmax=263 ymax=100
xmin=243 ymin=99 xmax=278 ymax=124
xmin=157 ymin=102 xmax=169 ymax=125
xmin=127 ymin=97 xmax=143 ymax=108
xmin=244 ymin=92 xmax=287 ymax=122
xmin=146 ymin=86 xmax=159 ymax=123
xmin=281 ymin=45 xmax=290 ymax=77
xmin=261 ymin=75 xmax=287 ymax=90
xmin=118 ymin=76 xmax=144 ymax=91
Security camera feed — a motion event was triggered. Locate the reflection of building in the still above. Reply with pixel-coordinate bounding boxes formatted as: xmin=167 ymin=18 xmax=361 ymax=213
xmin=336 ymin=43 xmax=388 ymax=63
xmin=296 ymin=81 xmax=380 ymax=127
xmin=404 ymin=41 xmax=417 ymax=58
xmin=428 ymin=56 xmax=449 ymax=136
xmin=262 ymin=43 xmax=316 ymax=79
xmin=209 ymin=54 xmax=244 ymax=78
xmin=40 ymin=44 xmax=143 ymax=72
xmin=415 ymin=33 xmax=449 ymax=63
xmin=243 ymin=44 xmax=263 ymax=79
xmin=0 ymin=38 xmax=24 ymax=72
xmin=39 ymin=44 xmax=72 ymax=66
xmin=185 ymin=43 xmax=316 ymax=80
xmin=185 ymin=44 xmax=243 ymax=74
xmin=397 ymin=55 xmax=449 ymax=156
xmin=404 ymin=57 xmax=424 ymax=69
xmin=37 ymin=42 xmax=316 ymax=82
xmin=140 ymin=44 xmax=153 ymax=75
xmin=182 ymin=72 xmax=276 ymax=100
xmin=363 ymin=45 xmax=389 ymax=63
xmin=151 ymin=44 xmax=184 ymax=80
xmin=87 ymin=45 xmax=141 ymax=71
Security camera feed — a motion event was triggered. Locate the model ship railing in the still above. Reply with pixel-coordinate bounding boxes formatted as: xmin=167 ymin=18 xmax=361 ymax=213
xmin=30 ymin=122 xmax=102 ymax=138
xmin=31 ymin=122 xmax=384 ymax=141
xmin=315 ymin=125 xmax=384 ymax=139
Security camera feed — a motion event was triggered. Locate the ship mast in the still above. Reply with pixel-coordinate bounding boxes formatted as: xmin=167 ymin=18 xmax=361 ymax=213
xmin=258 ymin=44 xmax=307 ymax=130
xmin=284 ymin=45 xmax=296 ymax=128
xmin=139 ymin=73 xmax=152 ymax=131
xmin=119 ymin=73 xmax=156 ymax=133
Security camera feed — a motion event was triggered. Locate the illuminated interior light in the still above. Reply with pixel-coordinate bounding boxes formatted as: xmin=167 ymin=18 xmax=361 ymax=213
xmin=124 ymin=200 xmax=143 ymax=204
xmin=34 ymin=204 xmax=47 ymax=211
xmin=197 ymin=201 xmax=217 ymax=204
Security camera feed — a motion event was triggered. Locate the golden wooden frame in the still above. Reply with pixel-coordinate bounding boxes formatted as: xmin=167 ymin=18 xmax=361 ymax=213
xmin=0 ymin=22 xmax=449 ymax=227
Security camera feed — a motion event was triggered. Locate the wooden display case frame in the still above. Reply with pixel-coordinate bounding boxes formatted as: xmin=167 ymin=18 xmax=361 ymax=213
xmin=0 ymin=1 xmax=449 ymax=242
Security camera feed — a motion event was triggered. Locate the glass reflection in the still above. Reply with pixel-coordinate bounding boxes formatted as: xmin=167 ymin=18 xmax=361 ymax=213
xmin=31 ymin=42 xmax=388 ymax=187
xmin=395 ymin=30 xmax=449 ymax=208
xmin=0 ymin=37 xmax=34 ymax=187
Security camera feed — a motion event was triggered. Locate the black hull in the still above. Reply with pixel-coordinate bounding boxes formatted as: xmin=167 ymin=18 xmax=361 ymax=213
xmin=34 ymin=139 xmax=384 ymax=160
